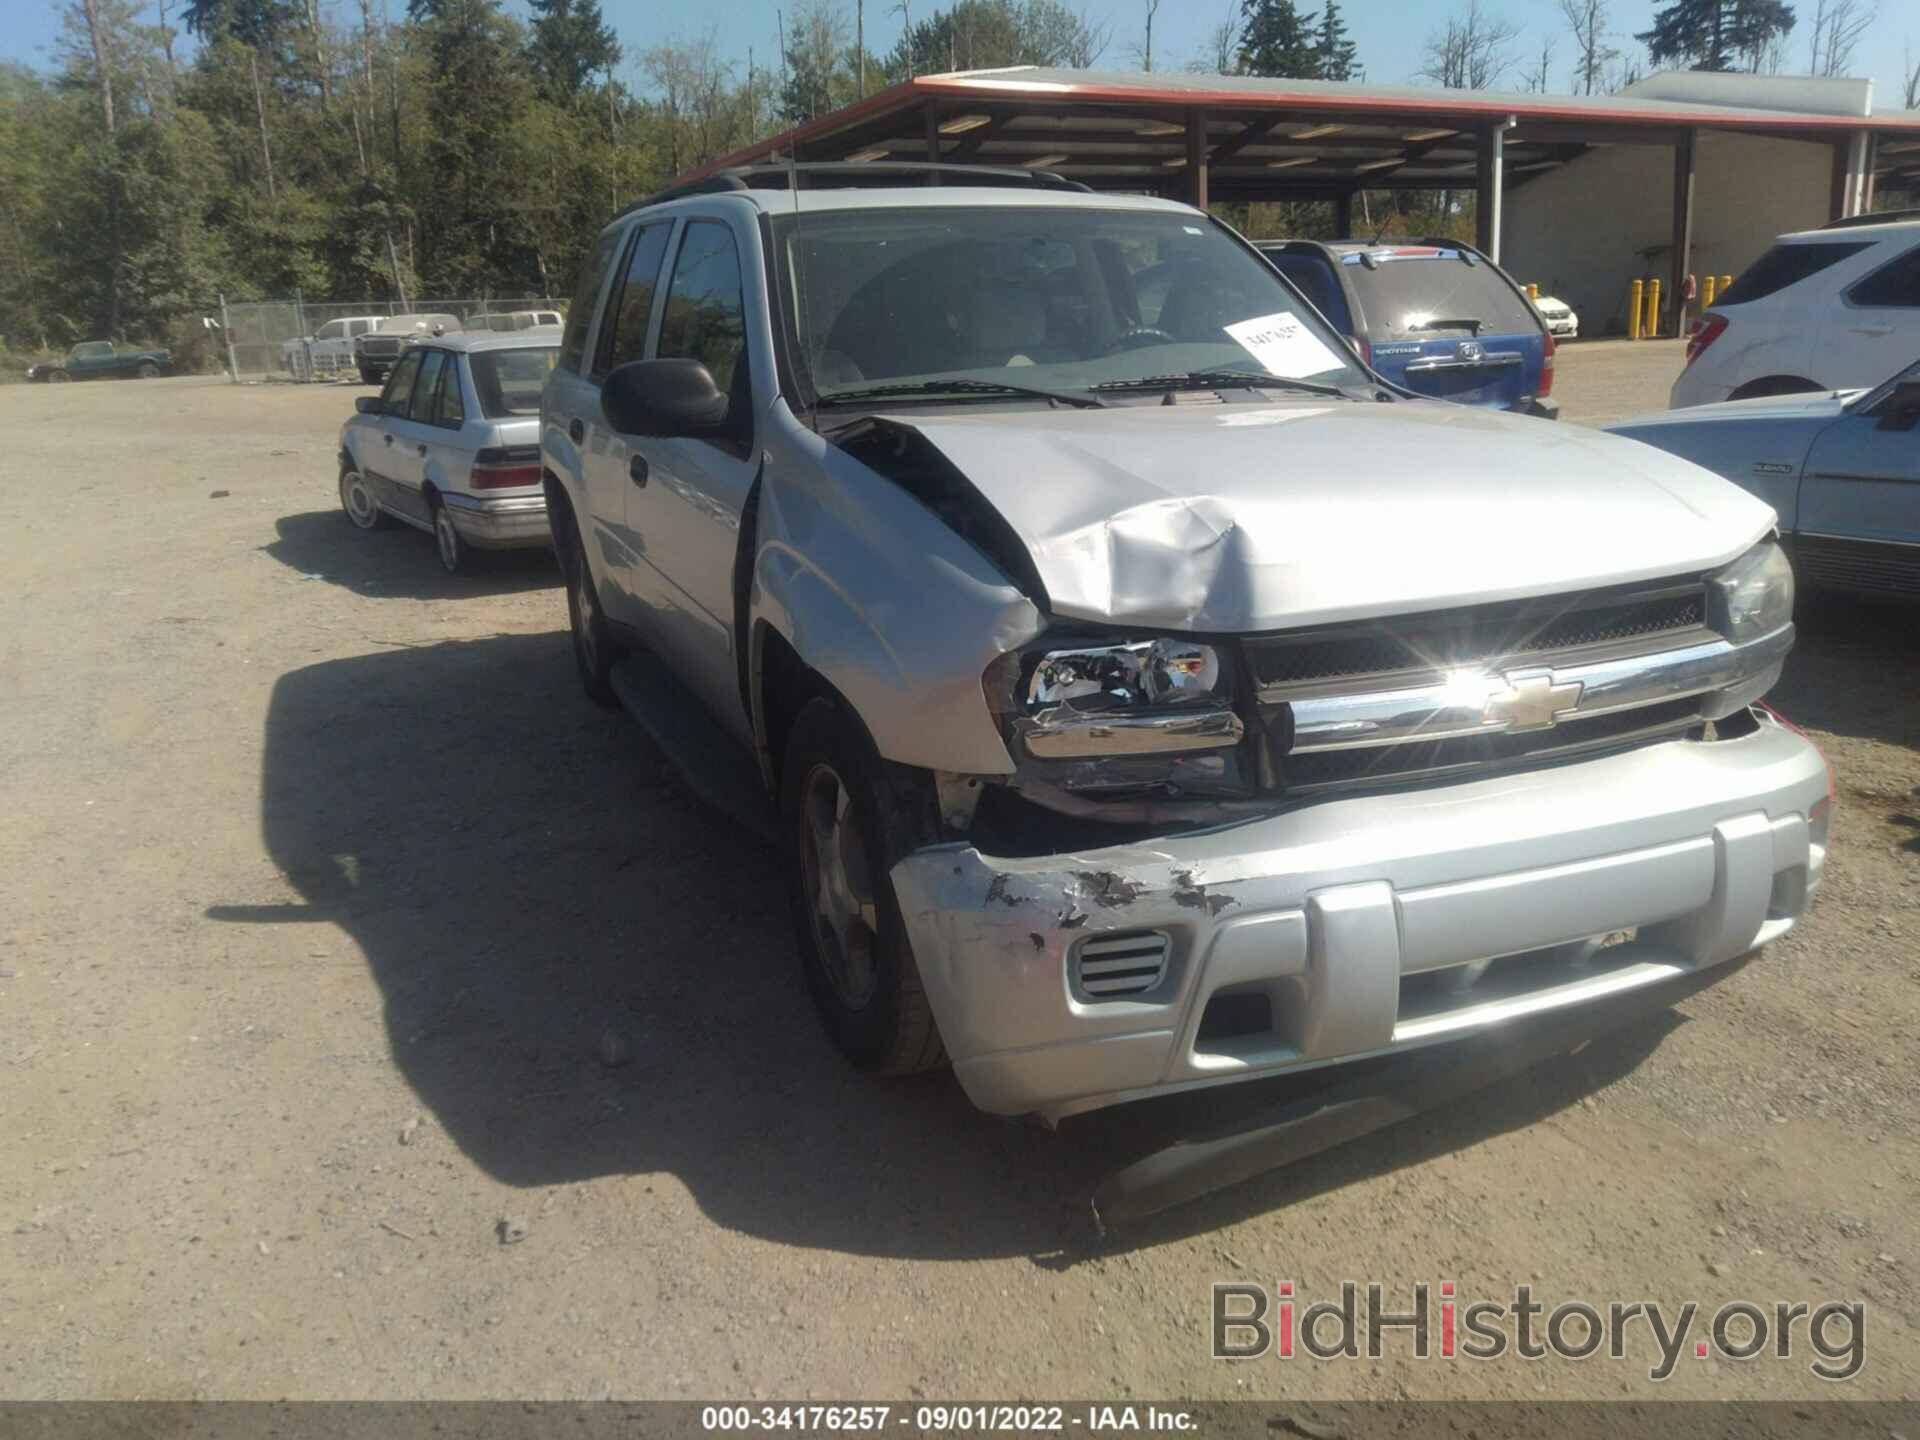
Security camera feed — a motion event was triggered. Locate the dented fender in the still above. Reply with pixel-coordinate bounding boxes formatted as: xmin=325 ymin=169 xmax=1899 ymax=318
xmin=750 ymin=410 xmax=1043 ymax=776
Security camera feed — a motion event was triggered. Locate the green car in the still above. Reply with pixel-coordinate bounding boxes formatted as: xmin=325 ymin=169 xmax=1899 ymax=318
xmin=26 ymin=341 xmax=172 ymax=383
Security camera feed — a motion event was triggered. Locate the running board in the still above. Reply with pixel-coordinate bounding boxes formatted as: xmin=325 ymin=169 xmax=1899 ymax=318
xmin=608 ymin=654 xmax=777 ymax=843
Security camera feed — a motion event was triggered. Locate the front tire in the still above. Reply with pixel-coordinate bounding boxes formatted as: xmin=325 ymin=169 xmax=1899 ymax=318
xmin=557 ymin=507 xmax=618 ymax=708
xmin=432 ymin=502 xmax=466 ymax=574
xmin=358 ymin=364 xmax=379 ymax=385
xmin=46 ymin=370 xmax=70 ymax=384
xmin=339 ymin=464 xmax=386 ymax=530
xmin=781 ymin=698 xmax=946 ymax=1076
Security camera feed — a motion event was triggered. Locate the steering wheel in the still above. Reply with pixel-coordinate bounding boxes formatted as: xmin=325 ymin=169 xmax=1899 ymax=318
xmin=1105 ymin=327 xmax=1175 ymax=353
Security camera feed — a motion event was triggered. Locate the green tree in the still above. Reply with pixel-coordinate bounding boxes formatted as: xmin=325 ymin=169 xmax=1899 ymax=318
xmin=889 ymin=0 xmax=1107 ymax=76
xmin=1237 ymin=0 xmax=1320 ymax=78
xmin=526 ymin=0 xmax=621 ymax=102
xmin=1315 ymin=0 xmax=1359 ymax=80
xmin=1635 ymin=0 xmax=1796 ymax=71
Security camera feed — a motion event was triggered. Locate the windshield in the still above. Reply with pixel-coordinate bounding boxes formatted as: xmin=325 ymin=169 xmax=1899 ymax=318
xmin=774 ymin=205 xmax=1367 ymax=402
xmin=1339 ymin=250 xmax=1540 ymax=340
xmin=471 ymin=345 xmax=557 ymax=416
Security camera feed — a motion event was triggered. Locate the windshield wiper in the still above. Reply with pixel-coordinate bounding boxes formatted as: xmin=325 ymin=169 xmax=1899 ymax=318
xmin=814 ymin=378 xmax=1107 ymax=410
xmin=1091 ymin=370 xmax=1347 ymax=398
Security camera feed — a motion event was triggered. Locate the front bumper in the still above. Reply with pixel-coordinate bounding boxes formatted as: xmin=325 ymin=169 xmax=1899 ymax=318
xmin=439 ymin=491 xmax=551 ymax=549
xmin=890 ymin=715 xmax=1827 ymax=1119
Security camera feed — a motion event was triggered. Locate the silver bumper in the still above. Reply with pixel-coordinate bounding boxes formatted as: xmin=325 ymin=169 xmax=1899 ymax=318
xmin=889 ymin=715 xmax=1828 ymax=1119
xmin=439 ymin=492 xmax=551 ymax=549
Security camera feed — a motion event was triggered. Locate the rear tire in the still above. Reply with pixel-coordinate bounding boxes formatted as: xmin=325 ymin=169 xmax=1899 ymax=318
xmin=431 ymin=501 xmax=467 ymax=575
xmin=136 ymin=361 xmax=159 ymax=379
xmin=1729 ymin=375 xmax=1822 ymax=401
xmin=781 ymin=697 xmax=947 ymax=1076
xmin=558 ymin=506 xmax=618 ymax=708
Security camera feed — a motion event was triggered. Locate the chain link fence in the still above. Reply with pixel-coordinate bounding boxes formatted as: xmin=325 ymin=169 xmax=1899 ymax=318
xmin=220 ymin=296 xmax=563 ymax=383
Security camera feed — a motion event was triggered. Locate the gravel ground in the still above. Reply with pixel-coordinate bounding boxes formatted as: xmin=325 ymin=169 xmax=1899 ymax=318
xmin=1 ymin=355 xmax=1915 ymax=1403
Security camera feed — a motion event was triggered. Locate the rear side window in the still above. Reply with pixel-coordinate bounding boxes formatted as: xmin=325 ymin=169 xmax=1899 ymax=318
xmin=1341 ymin=253 xmax=1538 ymax=340
xmin=594 ymin=222 xmax=675 ymax=377
xmin=408 ymin=350 xmax=449 ymax=421
xmin=658 ymin=221 xmax=748 ymax=397
xmin=1266 ymin=252 xmax=1353 ymax=333
xmin=430 ymin=358 xmax=466 ymax=426
xmin=472 ymin=347 xmax=559 ymax=417
xmin=1846 ymin=245 xmax=1920 ymax=308
xmin=1717 ymin=241 xmax=1870 ymax=305
xmin=558 ymin=225 xmax=626 ymax=374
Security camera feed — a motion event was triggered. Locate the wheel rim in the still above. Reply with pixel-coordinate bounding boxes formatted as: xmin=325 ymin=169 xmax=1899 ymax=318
xmin=435 ymin=510 xmax=459 ymax=571
xmin=798 ymin=763 xmax=880 ymax=1009
xmin=340 ymin=470 xmax=376 ymax=527
xmin=570 ymin=543 xmax=601 ymax=672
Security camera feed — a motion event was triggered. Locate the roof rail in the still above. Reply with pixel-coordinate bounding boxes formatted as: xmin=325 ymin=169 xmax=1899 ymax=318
xmin=620 ymin=161 xmax=1091 ymax=217
xmin=1818 ymin=208 xmax=1920 ymax=230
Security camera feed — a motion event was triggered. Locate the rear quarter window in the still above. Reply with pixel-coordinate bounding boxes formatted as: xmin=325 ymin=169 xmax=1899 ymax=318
xmin=1342 ymin=254 xmax=1539 ymax=340
xmin=1717 ymin=240 xmax=1871 ymax=305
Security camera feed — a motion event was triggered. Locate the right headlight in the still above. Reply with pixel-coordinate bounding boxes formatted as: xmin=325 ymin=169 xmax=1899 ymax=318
xmin=985 ymin=636 xmax=1243 ymax=762
xmin=1708 ymin=540 xmax=1794 ymax=644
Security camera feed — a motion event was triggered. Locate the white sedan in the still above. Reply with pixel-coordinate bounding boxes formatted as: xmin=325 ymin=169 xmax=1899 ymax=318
xmin=336 ymin=328 xmax=558 ymax=573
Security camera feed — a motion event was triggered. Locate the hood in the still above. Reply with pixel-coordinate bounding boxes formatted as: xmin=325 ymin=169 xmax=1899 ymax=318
xmin=880 ymin=398 xmax=1777 ymax=633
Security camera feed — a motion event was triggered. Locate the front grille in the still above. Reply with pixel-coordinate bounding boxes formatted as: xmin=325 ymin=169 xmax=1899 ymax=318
xmin=1278 ymin=696 xmax=1701 ymax=792
xmin=1072 ymin=931 xmax=1171 ymax=1000
xmin=1247 ymin=581 xmax=1708 ymax=693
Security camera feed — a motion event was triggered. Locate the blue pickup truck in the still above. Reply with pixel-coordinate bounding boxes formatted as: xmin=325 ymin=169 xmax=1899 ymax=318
xmin=1257 ymin=239 xmax=1557 ymax=418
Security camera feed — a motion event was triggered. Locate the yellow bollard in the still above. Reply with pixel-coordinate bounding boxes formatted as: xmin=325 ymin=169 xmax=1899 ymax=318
xmin=1629 ymin=279 xmax=1644 ymax=340
xmin=1720 ymin=274 xmax=1732 ymax=296
xmin=1702 ymin=273 xmax=1717 ymax=307
xmin=1526 ymin=282 xmax=1539 ymax=301
xmin=1645 ymin=278 xmax=1662 ymax=338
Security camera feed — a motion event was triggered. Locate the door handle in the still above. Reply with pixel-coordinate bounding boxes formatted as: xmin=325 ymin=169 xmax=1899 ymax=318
xmin=417 ymin=444 xmax=427 ymax=456
xmin=569 ymin=418 xmax=585 ymax=445
xmin=382 ymin=433 xmax=394 ymax=445
xmin=629 ymin=454 xmax=649 ymax=487
xmin=1851 ymin=325 xmax=1893 ymax=336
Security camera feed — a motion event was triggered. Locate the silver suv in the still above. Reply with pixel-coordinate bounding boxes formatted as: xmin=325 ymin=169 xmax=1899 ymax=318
xmin=540 ymin=165 xmax=1827 ymax=1123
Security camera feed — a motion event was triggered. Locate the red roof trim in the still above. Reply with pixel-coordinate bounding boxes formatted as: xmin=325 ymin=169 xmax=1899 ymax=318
xmin=673 ymin=69 xmax=1920 ymax=187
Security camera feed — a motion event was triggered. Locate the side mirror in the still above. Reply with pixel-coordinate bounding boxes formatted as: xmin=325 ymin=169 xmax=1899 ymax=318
xmin=1874 ymin=381 xmax=1920 ymax=432
xmin=602 ymin=358 xmax=729 ymax=438
xmin=355 ymin=395 xmax=381 ymax=414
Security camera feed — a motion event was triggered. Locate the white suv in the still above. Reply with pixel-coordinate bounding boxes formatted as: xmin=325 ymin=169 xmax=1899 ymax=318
xmin=1673 ymin=212 xmax=1920 ymax=408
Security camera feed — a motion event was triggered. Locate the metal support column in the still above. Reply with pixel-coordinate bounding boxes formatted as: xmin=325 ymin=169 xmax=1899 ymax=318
xmin=1333 ymin=190 xmax=1354 ymax=237
xmin=1670 ymin=127 xmax=1697 ymax=337
xmin=1186 ymin=108 xmax=1209 ymax=212
xmin=1475 ymin=121 xmax=1506 ymax=262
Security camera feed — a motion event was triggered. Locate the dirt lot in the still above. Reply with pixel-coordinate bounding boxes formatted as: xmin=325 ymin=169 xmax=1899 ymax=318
xmin=2 ymin=347 xmax=1917 ymax=1403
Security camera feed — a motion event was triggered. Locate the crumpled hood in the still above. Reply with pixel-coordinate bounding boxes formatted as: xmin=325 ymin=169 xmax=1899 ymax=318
xmin=885 ymin=399 xmax=1777 ymax=632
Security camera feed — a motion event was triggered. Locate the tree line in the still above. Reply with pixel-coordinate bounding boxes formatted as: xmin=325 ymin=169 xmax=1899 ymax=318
xmin=0 ymin=0 xmax=1853 ymax=368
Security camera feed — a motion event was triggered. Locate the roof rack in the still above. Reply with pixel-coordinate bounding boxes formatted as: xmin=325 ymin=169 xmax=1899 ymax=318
xmin=1818 ymin=208 xmax=1920 ymax=230
xmin=622 ymin=161 xmax=1092 ymax=217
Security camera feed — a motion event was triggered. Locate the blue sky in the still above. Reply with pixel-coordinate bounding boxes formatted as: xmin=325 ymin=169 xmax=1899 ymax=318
xmin=7 ymin=0 xmax=1916 ymax=110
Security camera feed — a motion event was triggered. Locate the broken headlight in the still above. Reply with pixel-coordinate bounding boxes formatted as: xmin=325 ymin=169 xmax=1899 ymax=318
xmin=992 ymin=637 xmax=1244 ymax=761
xmin=1708 ymin=540 xmax=1795 ymax=644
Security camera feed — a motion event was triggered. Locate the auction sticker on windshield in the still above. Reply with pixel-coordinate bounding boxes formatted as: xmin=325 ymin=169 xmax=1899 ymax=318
xmin=1223 ymin=312 xmax=1341 ymax=379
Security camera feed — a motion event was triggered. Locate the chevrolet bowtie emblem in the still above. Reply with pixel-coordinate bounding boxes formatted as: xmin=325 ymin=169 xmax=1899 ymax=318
xmin=1484 ymin=671 xmax=1583 ymax=732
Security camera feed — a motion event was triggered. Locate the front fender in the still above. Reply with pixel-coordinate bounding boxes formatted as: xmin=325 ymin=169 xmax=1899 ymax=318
xmin=751 ymin=417 xmax=1043 ymax=777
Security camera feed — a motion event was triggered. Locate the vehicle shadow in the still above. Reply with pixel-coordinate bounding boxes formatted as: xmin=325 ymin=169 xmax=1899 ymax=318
xmin=208 ymin=633 xmax=1688 ymax=1261
xmin=1770 ymin=591 xmax=1920 ymax=751
xmin=263 ymin=509 xmax=559 ymax=600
